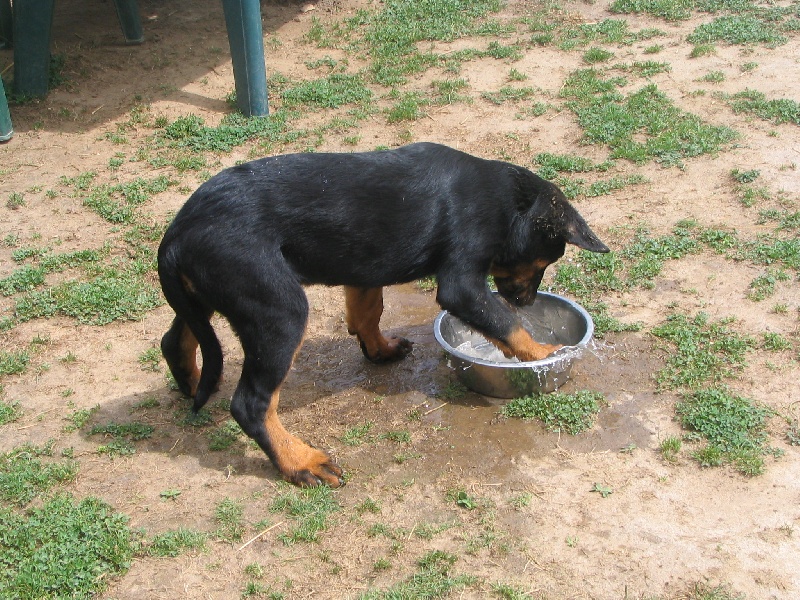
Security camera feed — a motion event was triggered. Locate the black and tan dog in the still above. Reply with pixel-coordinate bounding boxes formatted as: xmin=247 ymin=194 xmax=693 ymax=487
xmin=158 ymin=142 xmax=609 ymax=487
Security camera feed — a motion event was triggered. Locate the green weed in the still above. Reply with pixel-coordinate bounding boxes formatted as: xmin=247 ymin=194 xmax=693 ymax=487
xmin=215 ymin=497 xmax=246 ymax=543
xmin=359 ymin=550 xmax=475 ymax=599
xmin=281 ymin=73 xmax=373 ymax=109
xmin=0 ymin=442 xmax=78 ymax=506
xmin=688 ymin=15 xmax=788 ymax=47
xmin=723 ymin=89 xmax=800 ymax=125
xmin=558 ymin=18 xmax=662 ymax=50
xmin=761 ymin=332 xmax=791 ymax=352
xmin=562 ymin=70 xmax=738 ymax=166
xmin=501 ymin=390 xmax=605 ymax=434
xmin=6 ymin=192 xmax=25 ymax=209
xmin=386 ymin=91 xmax=429 ymax=122
xmin=340 ymin=421 xmax=374 ymax=446
xmin=747 ymin=269 xmax=790 ymax=301
xmin=358 ymin=0 xmax=503 ymax=85
xmin=208 ymin=419 xmax=244 ymax=451
xmin=89 ymin=421 xmax=153 ymax=457
xmin=676 ymin=387 xmax=773 ymax=475
xmin=63 ymin=406 xmax=98 ymax=433
xmin=652 ymin=312 xmax=756 ymax=390
xmin=14 ymin=269 xmax=162 ymax=326
xmin=481 ymin=86 xmax=538 ymax=105
xmin=271 ymin=484 xmax=340 ymax=545
xmin=147 ymin=527 xmax=208 ymax=557
xmin=0 ymin=350 xmax=30 ymax=377
xmin=380 ymin=429 xmax=411 ymax=443
xmin=583 ymin=47 xmax=615 ymax=63
xmin=610 ymin=0 xmax=694 ymax=22
xmin=0 ymin=494 xmax=136 ymax=598
xmin=138 ymin=346 xmax=162 ymax=372
xmin=0 ymin=399 xmax=22 ymax=426
xmin=659 ymin=436 xmax=682 ymax=462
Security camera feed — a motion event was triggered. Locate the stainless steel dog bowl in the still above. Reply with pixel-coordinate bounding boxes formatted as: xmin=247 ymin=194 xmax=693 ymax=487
xmin=433 ymin=292 xmax=594 ymax=398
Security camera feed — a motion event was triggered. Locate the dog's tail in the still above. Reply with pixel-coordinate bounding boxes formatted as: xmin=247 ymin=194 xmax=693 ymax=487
xmin=158 ymin=244 xmax=223 ymax=413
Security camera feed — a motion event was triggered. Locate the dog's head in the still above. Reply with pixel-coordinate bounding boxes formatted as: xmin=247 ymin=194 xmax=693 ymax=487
xmin=491 ymin=168 xmax=609 ymax=307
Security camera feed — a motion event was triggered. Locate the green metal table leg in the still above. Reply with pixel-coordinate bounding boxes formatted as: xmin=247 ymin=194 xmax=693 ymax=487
xmin=0 ymin=0 xmax=12 ymax=48
xmin=112 ymin=0 xmax=144 ymax=44
xmin=0 ymin=78 xmax=12 ymax=142
xmin=221 ymin=0 xmax=269 ymax=116
xmin=13 ymin=0 xmax=56 ymax=97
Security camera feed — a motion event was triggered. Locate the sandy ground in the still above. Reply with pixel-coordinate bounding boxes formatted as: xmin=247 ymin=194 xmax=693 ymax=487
xmin=1 ymin=0 xmax=799 ymax=598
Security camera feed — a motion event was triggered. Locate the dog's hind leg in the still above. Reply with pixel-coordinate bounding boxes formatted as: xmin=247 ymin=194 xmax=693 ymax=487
xmin=161 ymin=316 xmax=202 ymax=397
xmin=344 ymin=286 xmax=413 ymax=363
xmin=229 ymin=284 xmax=344 ymax=488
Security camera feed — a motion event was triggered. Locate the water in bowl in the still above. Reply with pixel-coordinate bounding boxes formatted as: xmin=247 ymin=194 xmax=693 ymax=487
xmin=452 ymin=309 xmax=563 ymax=364
xmin=454 ymin=340 xmax=520 ymax=363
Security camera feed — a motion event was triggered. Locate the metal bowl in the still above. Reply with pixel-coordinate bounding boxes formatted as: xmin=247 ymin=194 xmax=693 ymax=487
xmin=433 ymin=292 xmax=594 ymax=398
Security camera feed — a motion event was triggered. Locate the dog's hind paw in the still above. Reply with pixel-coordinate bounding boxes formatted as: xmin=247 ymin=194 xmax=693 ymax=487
xmin=361 ymin=336 xmax=413 ymax=363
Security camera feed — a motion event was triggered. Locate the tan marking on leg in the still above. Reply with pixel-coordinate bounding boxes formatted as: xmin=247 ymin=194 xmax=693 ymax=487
xmin=264 ymin=390 xmax=343 ymax=487
xmin=179 ymin=325 xmax=201 ymax=396
xmin=498 ymin=326 xmax=561 ymax=362
xmin=344 ymin=286 xmax=410 ymax=361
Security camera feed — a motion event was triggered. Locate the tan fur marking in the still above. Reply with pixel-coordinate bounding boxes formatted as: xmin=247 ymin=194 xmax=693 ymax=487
xmin=180 ymin=274 xmax=196 ymax=294
xmin=501 ymin=326 xmax=561 ymax=362
xmin=344 ymin=286 xmax=404 ymax=359
xmin=264 ymin=391 xmax=342 ymax=487
xmin=179 ymin=325 xmax=201 ymax=396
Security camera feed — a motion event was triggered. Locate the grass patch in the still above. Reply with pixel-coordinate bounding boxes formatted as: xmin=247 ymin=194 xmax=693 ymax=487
xmin=722 ymin=89 xmax=800 ymax=125
xmin=208 ymin=419 xmax=244 ymax=451
xmin=747 ymin=269 xmax=790 ymax=301
xmin=147 ymin=527 xmax=208 ymax=557
xmin=651 ymin=312 xmax=755 ymax=390
xmin=562 ymin=69 xmax=738 ymax=166
xmin=359 ymin=550 xmax=475 ymax=599
xmin=386 ymin=91 xmax=430 ymax=122
xmin=660 ymin=436 xmax=682 ymax=462
xmin=89 ymin=421 xmax=154 ymax=457
xmin=340 ymin=421 xmax=374 ymax=446
xmin=0 ymin=442 xmax=78 ymax=506
xmin=0 ymin=494 xmax=136 ymax=598
xmin=501 ymin=390 xmax=605 ymax=434
xmin=281 ymin=73 xmax=373 ymax=109
xmin=687 ymin=15 xmax=788 ymax=47
xmin=79 ymin=175 xmax=174 ymax=224
xmin=271 ymin=484 xmax=340 ymax=545
xmin=214 ymin=497 xmax=246 ymax=543
xmin=677 ymin=388 xmax=773 ymax=475
xmin=359 ymin=0 xmax=503 ymax=85
xmin=557 ymin=18 xmax=664 ymax=50
xmin=610 ymin=0 xmax=694 ymax=21
xmin=13 ymin=269 xmax=163 ymax=326
xmin=0 ymin=399 xmax=22 ymax=426
xmin=0 ymin=350 xmax=31 ymax=378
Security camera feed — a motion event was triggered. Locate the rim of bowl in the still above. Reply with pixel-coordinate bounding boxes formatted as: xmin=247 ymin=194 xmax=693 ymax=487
xmin=433 ymin=291 xmax=594 ymax=370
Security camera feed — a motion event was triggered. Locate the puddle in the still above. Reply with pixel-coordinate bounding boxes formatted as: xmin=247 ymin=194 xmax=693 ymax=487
xmin=288 ymin=285 xmax=662 ymax=481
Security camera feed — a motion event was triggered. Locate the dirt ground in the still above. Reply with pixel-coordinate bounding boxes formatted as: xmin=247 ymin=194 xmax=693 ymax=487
xmin=1 ymin=0 xmax=799 ymax=598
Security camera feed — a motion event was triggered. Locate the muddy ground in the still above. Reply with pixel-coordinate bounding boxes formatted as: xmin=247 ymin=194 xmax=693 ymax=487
xmin=1 ymin=0 xmax=799 ymax=598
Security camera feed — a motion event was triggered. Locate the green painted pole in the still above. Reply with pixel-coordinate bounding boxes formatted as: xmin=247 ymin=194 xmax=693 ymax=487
xmin=13 ymin=0 xmax=56 ymax=97
xmin=0 ymin=0 xmax=12 ymax=48
xmin=0 ymin=78 xmax=12 ymax=142
xmin=112 ymin=0 xmax=144 ymax=44
xmin=221 ymin=0 xmax=269 ymax=116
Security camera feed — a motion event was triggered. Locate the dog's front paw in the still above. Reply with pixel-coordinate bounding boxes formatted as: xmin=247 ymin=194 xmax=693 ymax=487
xmin=283 ymin=449 xmax=344 ymax=488
xmin=530 ymin=343 xmax=562 ymax=361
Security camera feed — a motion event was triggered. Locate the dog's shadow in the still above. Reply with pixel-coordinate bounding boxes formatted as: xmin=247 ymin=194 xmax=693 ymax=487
xmin=82 ymin=324 xmax=492 ymax=482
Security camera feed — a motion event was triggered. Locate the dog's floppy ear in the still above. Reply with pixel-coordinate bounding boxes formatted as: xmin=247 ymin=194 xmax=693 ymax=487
xmin=565 ymin=217 xmax=610 ymax=253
